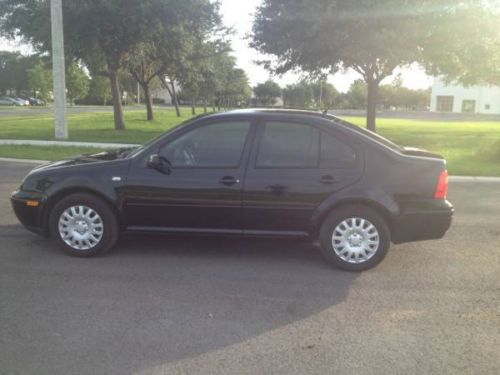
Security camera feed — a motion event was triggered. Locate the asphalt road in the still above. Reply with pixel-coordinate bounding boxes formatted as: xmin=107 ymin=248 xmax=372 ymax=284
xmin=0 ymin=161 xmax=499 ymax=375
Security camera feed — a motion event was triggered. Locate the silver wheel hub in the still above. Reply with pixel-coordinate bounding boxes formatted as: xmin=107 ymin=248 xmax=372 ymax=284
xmin=58 ymin=205 xmax=104 ymax=250
xmin=332 ymin=217 xmax=380 ymax=264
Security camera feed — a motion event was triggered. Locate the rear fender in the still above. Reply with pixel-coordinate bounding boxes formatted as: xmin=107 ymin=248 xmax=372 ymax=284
xmin=310 ymin=187 xmax=399 ymax=239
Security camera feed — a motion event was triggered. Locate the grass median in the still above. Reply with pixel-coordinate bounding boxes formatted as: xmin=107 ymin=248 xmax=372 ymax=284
xmin=1 ymin=108 xmax=499 ymax=176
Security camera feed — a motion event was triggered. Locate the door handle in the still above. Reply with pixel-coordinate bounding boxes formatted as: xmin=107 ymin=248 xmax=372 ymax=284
xmin=320 ymin=175 xmax=336 ymax=185
xmin=219 ymin=176 xmax=240 ymax=186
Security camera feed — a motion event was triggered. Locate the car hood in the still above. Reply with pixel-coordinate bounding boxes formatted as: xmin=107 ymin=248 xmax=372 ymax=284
xmin=30 ymin=148 xmax=134 ymax=173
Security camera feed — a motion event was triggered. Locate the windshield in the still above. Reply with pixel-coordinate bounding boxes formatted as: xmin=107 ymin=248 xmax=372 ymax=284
xmin=326 ymin=114 xmax=402 ymax=151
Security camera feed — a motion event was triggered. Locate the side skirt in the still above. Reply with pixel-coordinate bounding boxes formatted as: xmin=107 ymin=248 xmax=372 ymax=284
xmin=125 ymin=226 xmax=309 ymax=239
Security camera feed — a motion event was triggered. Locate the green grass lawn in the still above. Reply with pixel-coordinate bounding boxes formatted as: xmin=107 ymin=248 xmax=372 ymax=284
xmin=0 ymin=145 xmax=105 ymax=161
xmin=1 ymin=108 xmax=500 ymax=176
xmin=0 ymin=107 xmax=196 ymax=144
xmin=343 ymin=116 xmax=500 ymax=177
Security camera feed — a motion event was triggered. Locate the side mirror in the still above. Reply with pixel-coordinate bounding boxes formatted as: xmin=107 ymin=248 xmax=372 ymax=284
xmin=147 ymin=154 xmax=171 ymax=175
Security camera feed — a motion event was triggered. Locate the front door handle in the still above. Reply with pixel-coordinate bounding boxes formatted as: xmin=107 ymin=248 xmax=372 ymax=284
xmin=219 ymin=176 xmax=240 ymax=186
xmin=320 ymin=175 xmax=336 ymax=185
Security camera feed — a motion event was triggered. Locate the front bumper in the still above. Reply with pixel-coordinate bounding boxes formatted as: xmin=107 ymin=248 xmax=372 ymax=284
xmin=391 ymin=199 xmax=454 ymax=244
xmin=10 ymin=190 xmax=48 ymax=235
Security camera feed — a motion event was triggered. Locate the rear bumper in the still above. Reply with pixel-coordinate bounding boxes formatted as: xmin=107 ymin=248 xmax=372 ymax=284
xmin=10 ymin=190 xmax=48 ymax=235
xmin=391 ymin=199 xmax=453 ymax=244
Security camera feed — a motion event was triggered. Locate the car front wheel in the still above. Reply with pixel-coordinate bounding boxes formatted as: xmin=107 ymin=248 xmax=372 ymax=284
xmin=49 ymin=193 xmax=118 ymax=257
xmin=319 ymin=205 xmax=390 ymax=271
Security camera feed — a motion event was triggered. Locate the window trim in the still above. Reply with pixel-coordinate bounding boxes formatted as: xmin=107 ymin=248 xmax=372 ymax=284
xmin=254 ymin=120 xmax=321 ymax=170
xmin=157 ymin=119 xmax=254 ymax=170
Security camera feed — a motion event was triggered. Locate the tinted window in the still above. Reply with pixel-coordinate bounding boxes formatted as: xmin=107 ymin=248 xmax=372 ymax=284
xmin=321 ymin=132 xmax=357 ymax=168
xmin=257 ymin=122 xmax=319 ymax=168
xmin=160 ymin=121 xmax=250 ymax=167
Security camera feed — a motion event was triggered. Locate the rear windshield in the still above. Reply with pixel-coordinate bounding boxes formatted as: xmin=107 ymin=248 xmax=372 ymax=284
xmin=326 ymin=115 xmax=402 ymax=151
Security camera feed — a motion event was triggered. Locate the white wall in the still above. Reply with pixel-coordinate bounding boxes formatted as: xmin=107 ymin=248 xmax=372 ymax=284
xmin=430 ymin=79 xmax=500 ymax=114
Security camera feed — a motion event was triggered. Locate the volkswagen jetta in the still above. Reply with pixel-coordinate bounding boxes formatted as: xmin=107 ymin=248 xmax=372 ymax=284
xmin=11 ymin=110 xmax=453 ymax=271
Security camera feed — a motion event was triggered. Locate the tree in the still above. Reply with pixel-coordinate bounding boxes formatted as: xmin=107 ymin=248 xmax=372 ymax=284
xmin=420 ymin=3 xmax=500 ymax=88
xmin=310 ymin=80 xmax=339 ymax=108
xmin=211 ymin=50 xmax=249 ymax=109
xmin=0 ymin=51 xmax=41 ymax=96
xmin=283 ymin=81 xmax=313 ymax=108
xmin=251 ymin=0 xmax=497 ymax=131
xmin=27 ymin=60 xmax=52 ymax=102
xmin=220 ymin=68 xmax=252 ymax=108
xmin=253 ymin=80 xmax=281 ymax=107
xmin=66 ymin=60 xmax=89 ymax=105
xmin=88 ymin=75 xmax=111 ymax=105
xmin=345 ymin=80 xmax=368 ymax=110
xmin=127 ymin=43 xmax=164 ymax=120
xmin=1 ymin=0 xmax=223 ymax=130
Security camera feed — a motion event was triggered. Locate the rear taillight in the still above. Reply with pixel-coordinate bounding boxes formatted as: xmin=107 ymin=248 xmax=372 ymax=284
xmin=434 ymin=170 xmax=449 ymax=199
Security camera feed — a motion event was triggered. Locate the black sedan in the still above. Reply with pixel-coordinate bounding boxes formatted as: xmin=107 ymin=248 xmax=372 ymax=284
xmin=11 ymin=110 xmax=453 ymax=271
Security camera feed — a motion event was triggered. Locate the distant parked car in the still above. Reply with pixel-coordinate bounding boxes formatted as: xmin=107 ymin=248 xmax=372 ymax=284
xmin=31 ymin=97 xmax=45 ymax=106
xmin=13 ymin=97 xmax=30 ymax=106
xmin=11 ymin=109 xmax=453 ymax=271
xmin=0 ymin=96 xmax=18 ymax=106
xmin=20 ymin=96 xmax=45 ymax=106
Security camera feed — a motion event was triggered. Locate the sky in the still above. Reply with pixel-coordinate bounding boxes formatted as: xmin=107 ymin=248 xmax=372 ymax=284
xmin=219 ymin=0 xmax=433 ymax=92
xmin=0 ymin=0 xmax=433 ymax=93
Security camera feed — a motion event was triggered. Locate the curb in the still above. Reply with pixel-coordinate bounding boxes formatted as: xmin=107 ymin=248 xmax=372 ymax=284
xmin=1 ymin=157 xmax=500 ymax=182
xmin=449 ymin=176 xmax=500 ymax=183
xmin=0 ymin=157 xmax=49 ymax=164
xmin=0 ymin=139 xmax=139 ymax=148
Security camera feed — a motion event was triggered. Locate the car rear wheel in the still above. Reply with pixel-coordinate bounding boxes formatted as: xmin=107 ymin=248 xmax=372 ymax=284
xmin=49 ymin=193 xmax=118 ymax=257
xmin=319 ymin=205 xmax=390 ymax=271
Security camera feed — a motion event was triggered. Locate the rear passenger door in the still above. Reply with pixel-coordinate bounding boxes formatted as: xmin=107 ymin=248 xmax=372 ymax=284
xmin=242 ymin=118 xmax=361 ymax=235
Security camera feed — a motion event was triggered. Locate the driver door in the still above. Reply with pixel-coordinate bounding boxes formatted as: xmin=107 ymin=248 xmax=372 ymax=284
xmin=124 ymin=119 xmax=255 ymax=232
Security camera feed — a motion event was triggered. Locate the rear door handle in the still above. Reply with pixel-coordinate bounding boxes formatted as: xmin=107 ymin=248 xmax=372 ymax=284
xmin=320 ymin=175 xmax=336 ymax=185
xmin=219 ymin=176 xmax=240 ymax=186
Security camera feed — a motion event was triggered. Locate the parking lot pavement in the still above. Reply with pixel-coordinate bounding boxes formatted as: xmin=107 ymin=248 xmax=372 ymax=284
xmin=0 ymin=161 xmax=499 ymax=375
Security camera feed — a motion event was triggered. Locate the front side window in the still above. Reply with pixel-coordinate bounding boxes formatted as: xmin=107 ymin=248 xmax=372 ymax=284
xmin=256 ymin=121 xmax=319 ymax=168
xmin=159 ymin=121 xmax=251 ymax=167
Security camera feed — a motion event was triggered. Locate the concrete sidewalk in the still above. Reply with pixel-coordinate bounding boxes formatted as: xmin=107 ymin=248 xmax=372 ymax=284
xmin=0 ymin=139 xmax=139 ymax=148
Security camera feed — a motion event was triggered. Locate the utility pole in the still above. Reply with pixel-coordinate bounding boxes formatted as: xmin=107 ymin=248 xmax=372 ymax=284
xmin=50 ymin=0 xmax=68 ymax=140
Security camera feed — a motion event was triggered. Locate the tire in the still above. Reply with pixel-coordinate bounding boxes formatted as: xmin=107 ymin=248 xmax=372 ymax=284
xmin=49 ymin=193 xmax=119 ymax=257
xmin=319 ymin=205 xmax=390 ymax=271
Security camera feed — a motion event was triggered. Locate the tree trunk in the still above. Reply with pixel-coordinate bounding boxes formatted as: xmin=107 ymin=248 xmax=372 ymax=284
xmin=191 ymin=97 xmax=196 ymax=115
xmin=212 ymin=97 xmax=216 ymax=112
xmin=366 ymin=78 xmax=379 ymax=132
xmin=170 ymin=81 xmax=181 ymax=117
xmin=109 ymin=71 xmax=125 ymax=130
xmin=203 ymin=98 xmax=207 ymax=113
xmin=141 ymin=83 xmax=154 ymax=121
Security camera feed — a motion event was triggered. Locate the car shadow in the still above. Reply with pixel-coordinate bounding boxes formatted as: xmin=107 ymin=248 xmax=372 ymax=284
xmin=1 ymin=226 xmax=360 ymax=374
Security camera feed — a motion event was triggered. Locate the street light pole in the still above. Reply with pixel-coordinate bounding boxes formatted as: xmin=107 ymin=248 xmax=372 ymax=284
xmin=50 ymin=0 xmax=68 ymax=140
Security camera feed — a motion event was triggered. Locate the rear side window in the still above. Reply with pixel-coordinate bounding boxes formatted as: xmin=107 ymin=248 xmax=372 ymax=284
xmin=256 ymin=122 xmax=319 ymax=168
xmin=320 ymin=132 xmax=357 ymax=168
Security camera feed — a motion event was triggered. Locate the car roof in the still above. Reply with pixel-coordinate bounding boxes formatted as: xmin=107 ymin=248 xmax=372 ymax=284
xmin=194 ymin=108 xmax=337 ymax=123
xmin=219 ymin=108 xmax=328 ymax=117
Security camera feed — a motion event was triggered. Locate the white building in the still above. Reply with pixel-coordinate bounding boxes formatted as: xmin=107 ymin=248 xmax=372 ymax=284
xmin=430 ymin=79 xmax=500 ymax=114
